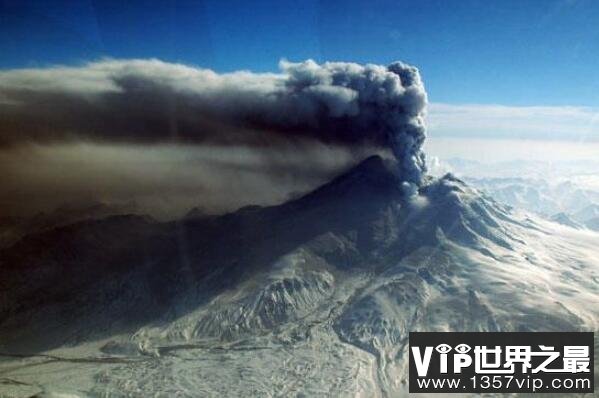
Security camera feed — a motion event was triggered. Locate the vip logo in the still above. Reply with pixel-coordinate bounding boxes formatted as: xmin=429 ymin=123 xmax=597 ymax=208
xmin=409 ymin=332 xmax=594 ymax=394
xmin=412 ymin=343 xmax=590 ymax=377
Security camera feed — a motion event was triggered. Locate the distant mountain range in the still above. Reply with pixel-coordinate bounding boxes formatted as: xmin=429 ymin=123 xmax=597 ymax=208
xmin=428 ymin=157 xmax=599 ymax=232
xmin=0 ymin=201 xmax=140 ymax=249
xmin=463 ymin=177 xmax=599 ymax=232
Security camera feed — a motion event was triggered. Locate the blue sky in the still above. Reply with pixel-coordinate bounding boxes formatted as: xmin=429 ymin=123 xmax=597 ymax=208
xmin=2 ymin=0 xmax=599 ymax=107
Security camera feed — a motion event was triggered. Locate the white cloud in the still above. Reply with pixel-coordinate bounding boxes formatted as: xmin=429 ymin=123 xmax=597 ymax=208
xmin=427 ymin=103 xmax=599 ymax=141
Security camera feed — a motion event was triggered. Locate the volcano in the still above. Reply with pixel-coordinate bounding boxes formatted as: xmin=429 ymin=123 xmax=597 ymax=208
xmin=1 ymin=156 xmax=598 ymax=397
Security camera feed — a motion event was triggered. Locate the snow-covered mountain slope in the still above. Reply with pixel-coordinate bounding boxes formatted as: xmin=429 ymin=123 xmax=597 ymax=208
xmin=574 ymin=204 xmax=599 ymax=225
xmin=1 ymin=156 xmax=598 ymax=397
xmin=550 ymin=212 xmax=585 ymax=229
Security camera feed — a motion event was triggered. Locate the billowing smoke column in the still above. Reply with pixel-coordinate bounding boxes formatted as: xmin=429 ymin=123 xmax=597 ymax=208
xmin=281 ymin=60 xmax=428 ymax=185
xmin=0 ymin=59 xmax=428 ymax=184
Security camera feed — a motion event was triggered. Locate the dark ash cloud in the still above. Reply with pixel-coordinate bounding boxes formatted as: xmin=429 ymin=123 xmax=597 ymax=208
xmin=0 ymin=59 xmax=428 ymax=219
xmin=0 ymin=59 xmax=428 ymax=184
xmin=0 ymin=143 xmax=374 ymax=219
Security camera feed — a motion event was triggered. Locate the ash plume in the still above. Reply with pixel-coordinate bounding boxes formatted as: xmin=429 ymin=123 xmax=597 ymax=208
xmin=0 ymin=59 xmax=428 ymax=185
xmin=0 ymin=59 xmax=429 ymax=218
